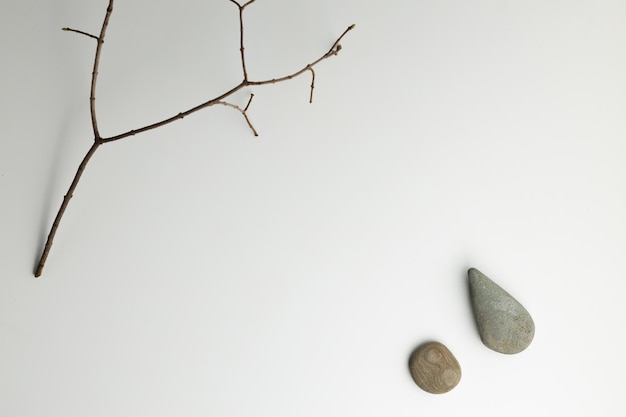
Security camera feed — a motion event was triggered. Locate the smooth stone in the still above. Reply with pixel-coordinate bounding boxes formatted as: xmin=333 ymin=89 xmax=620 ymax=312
xmin=468 ymin=268 xmax=535 ymax=354
xmin=409 ymin=341 xmax=462 ymax=394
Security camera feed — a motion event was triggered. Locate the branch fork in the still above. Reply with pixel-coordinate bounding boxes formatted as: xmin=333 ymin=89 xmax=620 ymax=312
xmin=217 ymin=93 xmax=258 ymax=136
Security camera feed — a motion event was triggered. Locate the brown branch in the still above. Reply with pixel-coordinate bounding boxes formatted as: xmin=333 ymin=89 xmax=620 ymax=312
xmin=89 ymin=0 xmax=114 ymax=140
xmin=229 ymin=0 xmax=256 ymax=8
xmin=102 ymin=24 xmax=354 ymax=144
xmin=246 ymin=24 xmax=355 ymax=87
xmin=34 ymin=0 xmax=114 ymax=277
xmin=308 ymin=67 xmax=315 ymax=103
xmin=217 ymin=94 xmax=259 ymax=136
xmin=243 ymin=93 xmax=254 ymax=111
xmin=229 ymin=0 xmax=256 ymax=81
xmin=34 ymin=142 xmax=102 ymax=277
xmin=330 ymin=24 xmax=354 ymax=55
xmin=35 ymin=0 xmax=354 ymax=276
xmin=101 ymin=83 xmax=247 ymax=143
xmin=62 ymin=27 xmax=99 ymax=40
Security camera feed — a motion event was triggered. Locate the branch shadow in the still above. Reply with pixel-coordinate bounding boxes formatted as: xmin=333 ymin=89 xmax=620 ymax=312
xmin=32 ymin=105 xmax=75 ymax=276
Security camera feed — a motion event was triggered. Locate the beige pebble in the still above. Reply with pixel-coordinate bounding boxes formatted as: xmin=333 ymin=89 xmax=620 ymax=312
xmin=409 ymin=341 xmax=461 ymax=394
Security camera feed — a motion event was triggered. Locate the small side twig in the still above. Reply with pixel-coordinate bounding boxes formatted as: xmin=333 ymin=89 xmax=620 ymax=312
xmin=217 ymin=94 xmax=259 ymax=136
xmin=308 ymin=67 xmax=315 ymax=103
xmin=62 ymin=27 xmax=99 ymax=40
xmin=243 ymin=93 xmax=254 ymax=112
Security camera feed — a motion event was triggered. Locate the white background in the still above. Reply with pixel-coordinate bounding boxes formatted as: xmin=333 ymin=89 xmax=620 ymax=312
xmin=2 ymin=0 xmax=626 ymax=416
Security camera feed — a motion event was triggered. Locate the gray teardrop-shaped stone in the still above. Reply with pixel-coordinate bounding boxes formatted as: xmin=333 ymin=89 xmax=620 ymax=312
xmin=468 ymin=268 xmax=535 ymax=354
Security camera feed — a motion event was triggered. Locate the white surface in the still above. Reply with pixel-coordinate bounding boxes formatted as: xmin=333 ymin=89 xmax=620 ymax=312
xmin=2 ymin=0 xmax=626 ymax=416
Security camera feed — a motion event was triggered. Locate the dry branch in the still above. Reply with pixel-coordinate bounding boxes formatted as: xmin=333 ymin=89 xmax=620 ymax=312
xmin=34 ymin=0 xmax=354 ymax=277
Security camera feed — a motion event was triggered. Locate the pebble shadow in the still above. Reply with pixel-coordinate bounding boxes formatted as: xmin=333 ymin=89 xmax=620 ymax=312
xmin=463 ymin=266 xmax=481 ymax=340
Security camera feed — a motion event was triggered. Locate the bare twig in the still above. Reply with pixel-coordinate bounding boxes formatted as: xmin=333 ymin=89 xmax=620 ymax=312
xmin=34 ymin=1 xmax=354 ymax=277
xmin=246 ymin=24 xmax=355 ymax=87
xmin=228 ymin=0 xmax=257 ymax=8
xmin=35 ymin=1 xmax=113 ymax=277
xmin=243 ymin=93 xmax=254 ymax=112
xmin=229 ymin=0 xmax=257 ymax=81
xmin=308 ymin=67 xmax=315 ymax=103
xmin=101 ymin=84 xmax=247 ymax=143
xmin=34 ymin=142 xmax=101 ymax=277
xmin=62 ymin=27 xmax=99 ymax=40
xmin=100 ymin=24 xmax=353 ymax=144
xmin=217 ymin=94 xmax=259 ymax=136
xmin=89 ymin=0 xmax=114 ymax=139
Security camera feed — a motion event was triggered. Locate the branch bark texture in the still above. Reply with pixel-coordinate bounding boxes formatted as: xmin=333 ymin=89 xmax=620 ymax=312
xmin=34 ymin=0 xmax=354 ymax=277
